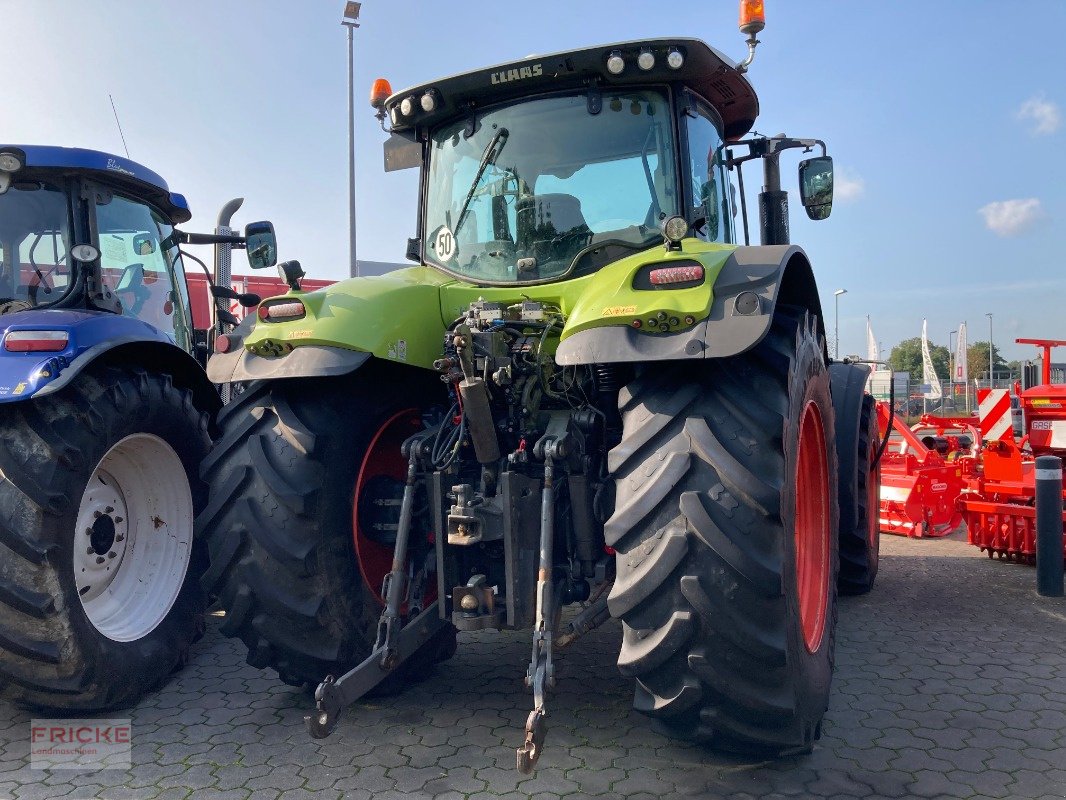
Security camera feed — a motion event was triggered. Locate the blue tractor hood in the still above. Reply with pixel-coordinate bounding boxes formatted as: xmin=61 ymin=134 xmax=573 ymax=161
xmin=0 ymin=308 xmax=174 ymax=402
xmin=1 ymin=144 xmax=191 ymax=223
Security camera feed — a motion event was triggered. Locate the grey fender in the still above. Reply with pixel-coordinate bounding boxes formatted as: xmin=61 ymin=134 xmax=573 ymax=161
xmin=206 ymin=315 xmax=371 ymax=384
xmin=555 ymin=245 xmax=828 ymax=365
xmin=207 ymin=343 xmax=371 ymax=384
xmin=37 ymin=337 xmax=221 ymax=415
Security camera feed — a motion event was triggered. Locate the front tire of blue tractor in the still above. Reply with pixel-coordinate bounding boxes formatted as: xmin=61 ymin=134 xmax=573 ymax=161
xmin=606 ymin=307 xmax=840 ymax=754
xmin=0 ymin=366 xmax=211 ymax=710
xmin=197 ymin=364 xmax=456 ymax=691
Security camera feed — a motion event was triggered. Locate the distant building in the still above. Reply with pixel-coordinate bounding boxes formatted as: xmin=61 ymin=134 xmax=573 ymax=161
xmin=354 ymin=260 xmax=406 ymax=276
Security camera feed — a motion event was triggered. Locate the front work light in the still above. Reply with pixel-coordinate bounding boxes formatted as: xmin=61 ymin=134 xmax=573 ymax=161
xmin=606 ymin=51 xmax=625 ymax=75
xmin=661 ymin=215 xmax=689 ymax=243
xmin=666 ymin=48 xmax=684 ymax=69
xmin=420 ymin=91 xmax=438 ymax=113
xmin=637 ymin=49 xmax=655 ymax=71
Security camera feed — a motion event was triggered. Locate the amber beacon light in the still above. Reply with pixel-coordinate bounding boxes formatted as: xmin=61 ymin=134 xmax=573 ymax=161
xmin=736 ymin=0 xmax=766 ymax=72
xmin=739 ymin=0 xmax=766 ymax=35
xmin=370 ymin=78 xmax=393 ymax=109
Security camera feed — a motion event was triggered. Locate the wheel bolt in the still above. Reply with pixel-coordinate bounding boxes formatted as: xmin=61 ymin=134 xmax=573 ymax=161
xmin=85 ymin=528 xmax=93 ymax=536
xmin=104 ymin=506 xmax=114 ymax=514
xmin=115 ymin=534 xmax=125 ymax=542
xmin=114 ymin=517 xmax=123 ymax=524
xmin=107 ymin=552 xmax=116 ymax=559
xmin=93 ymin=511 xmax=102 ymax=519
xmin=95 ymin=556 xmax=105 ymax=564
xmin=86 ymin=547 xmax=94 ymax=555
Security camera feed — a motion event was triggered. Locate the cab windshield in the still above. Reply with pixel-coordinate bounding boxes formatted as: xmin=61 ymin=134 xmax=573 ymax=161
xmin=0 ymin=180 xmax=75 ymax=309
xmin=424 ymin=89 xmax=678 ymax=284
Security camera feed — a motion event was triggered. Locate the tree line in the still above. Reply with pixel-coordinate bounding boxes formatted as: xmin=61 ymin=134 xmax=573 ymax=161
xmin=886 ymin=338 xmax=1012 ymax=382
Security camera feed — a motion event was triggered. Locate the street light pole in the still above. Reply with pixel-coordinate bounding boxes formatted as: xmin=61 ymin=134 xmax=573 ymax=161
xmin=985 ymin=312 xmax=994 ymax=388
xmin=833 ymin=288 xmax=847 ymax=359
xmin=342 ymin=2 xmax=362 ymax=278
xmin=949 ymin=329 xmax=957 ymax=410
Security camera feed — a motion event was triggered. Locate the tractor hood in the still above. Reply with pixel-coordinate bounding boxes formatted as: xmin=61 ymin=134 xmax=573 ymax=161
xmin=223 ymin=241 xmax=736 ymax=381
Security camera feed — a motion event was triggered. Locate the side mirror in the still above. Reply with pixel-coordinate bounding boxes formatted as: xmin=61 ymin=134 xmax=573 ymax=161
xmin=244 ymin=221 xmax=278 ymax=268
xmin=132 ymin=233 xmax=156 ymax=256
xmin=798 ymin=156 xmax=834 ymax=221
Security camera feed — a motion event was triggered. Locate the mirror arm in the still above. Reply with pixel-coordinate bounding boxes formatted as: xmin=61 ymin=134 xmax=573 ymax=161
xmin=174 ymin=230 xmax=246 ymax=246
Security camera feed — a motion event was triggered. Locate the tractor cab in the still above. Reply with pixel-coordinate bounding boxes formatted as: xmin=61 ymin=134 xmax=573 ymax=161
xmin=0 ymin=146 xmax=276 ymax=351
xmin=375 ymin=38 xmax=833 ymax=286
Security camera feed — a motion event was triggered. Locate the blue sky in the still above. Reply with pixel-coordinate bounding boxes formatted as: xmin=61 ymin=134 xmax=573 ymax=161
xmin=2 ymin=1 xmax=1063 ymax=360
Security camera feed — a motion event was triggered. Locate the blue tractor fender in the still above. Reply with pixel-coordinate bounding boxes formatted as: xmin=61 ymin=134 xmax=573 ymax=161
xmin=0 ymin=310 xmax=220 ymax=414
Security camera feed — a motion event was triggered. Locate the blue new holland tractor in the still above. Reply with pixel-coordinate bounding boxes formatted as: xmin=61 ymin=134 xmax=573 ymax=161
xmin=0 ymin=145 xmax=275 ymax=709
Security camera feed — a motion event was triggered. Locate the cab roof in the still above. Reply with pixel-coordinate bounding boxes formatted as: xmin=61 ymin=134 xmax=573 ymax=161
xmin=0 ymin=144 xmax=192 ymax=223
xmin=385 ymin=38 xmax=759 ymax=141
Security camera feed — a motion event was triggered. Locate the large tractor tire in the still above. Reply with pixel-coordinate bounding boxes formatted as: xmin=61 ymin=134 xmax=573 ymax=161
xmin=0 ymin=366 xmax=211 ymax=710
xmin=606 ymin=308 xmax=839 ymax=754
xmin=198 ymin=364 xmax=456 ymax=690
xmin=834 ymin=388 xmax=880 ymax=596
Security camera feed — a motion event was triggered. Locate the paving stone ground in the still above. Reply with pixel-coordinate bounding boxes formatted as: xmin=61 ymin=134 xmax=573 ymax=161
xmin=1 ymin=529 xmax=1064 ymax=799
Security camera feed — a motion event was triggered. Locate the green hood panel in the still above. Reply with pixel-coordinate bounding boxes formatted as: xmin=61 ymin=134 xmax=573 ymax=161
xmin=557 ymin=240 xmax=736 ymax=339
xmin=243 ymin=267 xmax=453 ymax=369
xmin=243 ymin=240 xmax=737 ymax=370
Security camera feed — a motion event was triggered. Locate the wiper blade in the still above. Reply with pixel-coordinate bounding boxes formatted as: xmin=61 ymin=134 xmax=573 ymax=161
xmin=453 ymin=127 xmax=509 ymax=239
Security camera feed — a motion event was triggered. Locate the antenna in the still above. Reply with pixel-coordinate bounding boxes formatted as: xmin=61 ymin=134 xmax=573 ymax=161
xmin=108 ymin=94 xmax=131 ymax=159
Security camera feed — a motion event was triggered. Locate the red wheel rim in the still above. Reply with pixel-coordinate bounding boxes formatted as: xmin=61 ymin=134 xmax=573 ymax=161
xmin=795 ymin=401 xmax=831 ymax=653
xmin=352 ymin=409 xmax=432 ymax=606
xmin=867 ymin=440 xmax=880 ymax=550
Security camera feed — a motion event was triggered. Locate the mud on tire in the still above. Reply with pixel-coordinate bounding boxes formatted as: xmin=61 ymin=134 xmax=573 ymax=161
xmin=197 ymin=364 xmax=456 ymax=689
xmin=0 ymin=366 xmax=211 ymax=710
xmin=606 ymin=308 xmax=839 ymax=754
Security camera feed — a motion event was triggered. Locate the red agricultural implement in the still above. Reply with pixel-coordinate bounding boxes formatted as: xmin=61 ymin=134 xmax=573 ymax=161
xmin=876 ymin=402 xmax=969 ymax=537
xmin=958 ymin=339 xmax=1066 ymax=564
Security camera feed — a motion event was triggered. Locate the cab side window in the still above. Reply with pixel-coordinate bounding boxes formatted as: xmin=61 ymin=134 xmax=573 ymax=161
xmin=96 ymin=193 xmax=190 ymax=348
xmin=685 ymin=104 xmax=730 ymax=243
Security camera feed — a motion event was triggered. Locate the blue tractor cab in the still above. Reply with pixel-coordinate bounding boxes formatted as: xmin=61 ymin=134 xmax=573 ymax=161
xmin=0 ymin=144 xmax=275 ymax=403
xmin=0 ymin=144 xmax=276 ymax=711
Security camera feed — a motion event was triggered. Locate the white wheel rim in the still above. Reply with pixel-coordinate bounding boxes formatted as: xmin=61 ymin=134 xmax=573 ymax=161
xmin=74 ymin=433 xmax=194 ymax=642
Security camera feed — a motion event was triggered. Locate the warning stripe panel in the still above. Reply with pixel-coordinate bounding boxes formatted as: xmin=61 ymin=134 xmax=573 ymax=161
xmin=978 ymin=388 xmax=1012 ymax=441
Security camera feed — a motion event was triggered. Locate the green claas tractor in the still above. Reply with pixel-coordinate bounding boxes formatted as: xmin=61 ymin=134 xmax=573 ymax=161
xmin=201 ymin=6 xmax=880 ymax=772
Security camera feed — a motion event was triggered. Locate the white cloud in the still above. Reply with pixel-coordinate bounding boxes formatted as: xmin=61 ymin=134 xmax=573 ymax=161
xmin=834 ymin=168 xmax=865 ymax=202
xmin=1017 ymin=94 xmax=1061 ymax=135
xmin=978 ymin=198 xmax=1045 ymax=237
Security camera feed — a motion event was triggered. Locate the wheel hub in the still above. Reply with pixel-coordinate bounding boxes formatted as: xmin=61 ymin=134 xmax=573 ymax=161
xmin=75 ymin=470 xmax=130 ymax=602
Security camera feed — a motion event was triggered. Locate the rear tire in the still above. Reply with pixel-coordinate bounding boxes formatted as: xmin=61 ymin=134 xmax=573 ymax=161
xmin=198 ymin=364 xmax=456 ymax=689
xmin=0 ymin=366 xmax=210 ymax=710
xmin=835 ymin=393 xmax=880 ymax=595
xmin=606 ymin=308 xmax=839 ymax=754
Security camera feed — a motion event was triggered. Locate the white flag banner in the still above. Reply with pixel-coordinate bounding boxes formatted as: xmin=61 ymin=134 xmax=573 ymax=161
xmin=921 ymin=319 xmax=943 ymax=399
xmin=866 ymin=317 xmax=879 ymax=363
xmin=954 ymin=322 xmax=968 ymax=384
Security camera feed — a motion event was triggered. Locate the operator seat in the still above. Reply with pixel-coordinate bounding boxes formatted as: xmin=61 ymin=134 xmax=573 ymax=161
xmin=516 ymin=193 xmax=589 ymax=244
